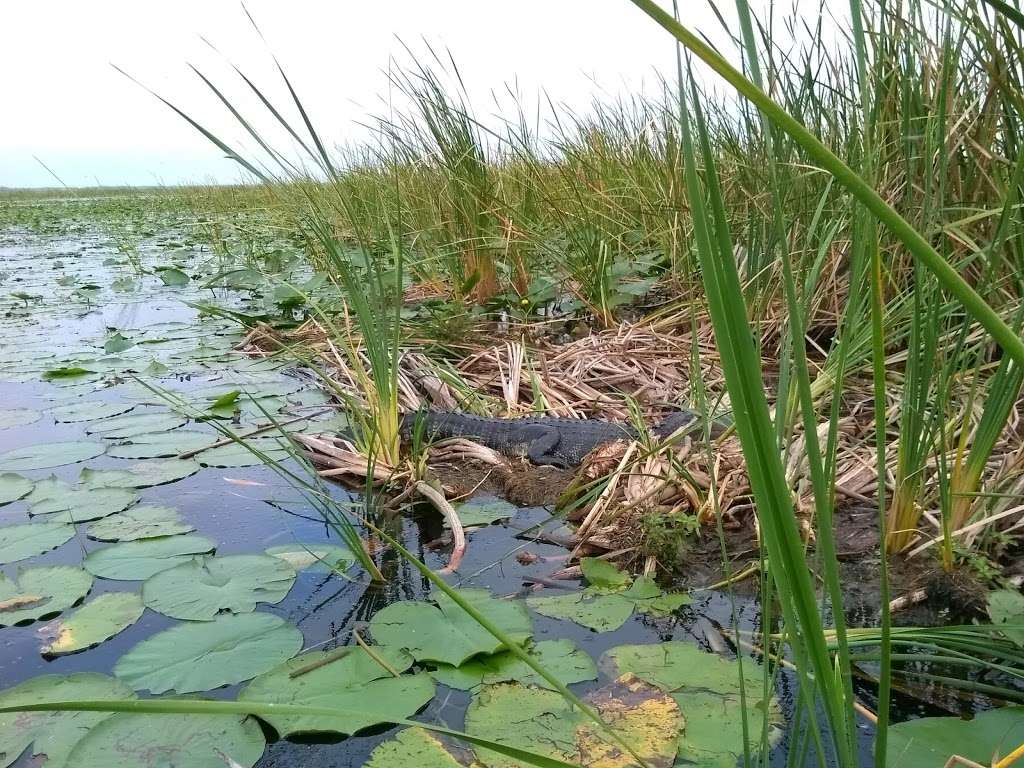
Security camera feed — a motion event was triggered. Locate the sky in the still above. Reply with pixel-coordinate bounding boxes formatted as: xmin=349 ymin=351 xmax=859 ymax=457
xmin=0 ymin=1 xmax=830 ymax=188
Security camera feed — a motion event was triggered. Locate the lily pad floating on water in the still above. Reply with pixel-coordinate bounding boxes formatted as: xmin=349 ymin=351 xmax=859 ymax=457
xmin=465 ymin=675 xmax=682 ymax=768
xmin=369 ymin=588 xmax=532 ymax=667
xmin=0 ymin=473 xmax=33 ymax=506
xmin=452 ymin=498 xmax=518 ymax=528
xmin=0 ymin=673 xmax=136 ymax=768
xmin=264 ymin=542 xmax=353 ymax=573
xmin=47 ymin=401 xmax=135 ymax=423
xmin=0 ymin=566 xmax=93 ymax=626
xmin=78 ymin=458 xmax=200 ymax=489
xmin=105 ymin=430 xmax=218 ymax=459
xmin=0 ymin=408 xmax=40 ymax=429
xmin=86 ymin=504 xmax=194 ymax=541
xmin=142 ymin=554 xmax=296 ymax=620
xmin=86 ymin=411 xmax=188 ymax=439
xmin=239 ymin=645 xmax=435 ymax=737
xmin=0 ymin=440 xmax=106 ymax=472
xmin=41 ymin=366 xmax=96 ymax=381
xmin=197 ymin=437 xmax=291 ymax=468
xmin=156 ymin=266 xmax=190 ymax=287
xmin=38 ymin=591 xmax=145 ymax=656
xmin=28 ymin=486 xmax=139 ymax=524
xmin=988 ymin=589 xmax=1024 ymax=647
xmin=66 ymin=711 xmax=266 ymax=768
xmin=0 ymin=521 xmax=75 ymax=564
xmin=602 ymin=641 xmax=783 ymax=767
xmin=886 ymin=706 xmax=1024 ymax=767
xmin=430 ymin=638 xmax=597 ymax=691
xmin=84 ymin=534 xmax=216 ymax=580
xmin=366 ymin=728 xmax=475 ymax=768
xmin=113 ymin=612 xmax=303 ymax=694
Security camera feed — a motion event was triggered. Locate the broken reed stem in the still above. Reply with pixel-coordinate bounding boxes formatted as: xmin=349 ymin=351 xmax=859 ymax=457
xmin=353 ymin=628 xmax=400 ymax=677
xmin=415 ymin=480 xmax=466 ymax=573
xmin=287 ymin=646 xmax=353 ymax=678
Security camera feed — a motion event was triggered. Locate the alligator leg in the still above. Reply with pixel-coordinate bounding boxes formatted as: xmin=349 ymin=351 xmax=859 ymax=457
xmin=524 ymin=427 xmax=566 ymax=468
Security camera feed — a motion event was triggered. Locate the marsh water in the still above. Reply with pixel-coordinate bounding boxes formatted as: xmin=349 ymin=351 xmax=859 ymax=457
xmin=0 ymin=196 xmax=954 ymax=767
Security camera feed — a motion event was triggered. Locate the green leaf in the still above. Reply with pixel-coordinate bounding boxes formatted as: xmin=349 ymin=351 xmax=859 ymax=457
xmin=0 ymin=566 xmax=93 ymax=626
xmin=580 ymin=558 xmax=631 ymax=592
xmin=84 ymin=534 xmax=216 ymax=580
xmin=157 ymin=267 xmax=190 ymax=287
xmin=0 ymin=673 xmax=136 ymax=768
xmin=142 ymin=555 xmax=296 ymax=620
xmin=454 ymin=498 xmax=518 ymax=528
xmin=239 ymin=645 xmax=434 ymax=737
xmin=103 ymin=333 xmax=134 ymax=354
xmin=66 ymin=711 xmax=265 ymax=768
xmin=264 ymin=543 xmax=353 ymax=573
xmin=210 ymin=389 xmax=240 ymax=409
xmin=603 ymin=642 xmax=783 ymax=766
xmin=369 ymin=588 xmax=533 ymax=666
xmin=114 ymin=612 xmax=303 ymax=694
xmin=39 ymin=592 xmax=145 ymax=656
xmin=465 ymin=676 xmax=682 ymax=768
xmin=0 ymin=408 xmax=40 ymax=429
xmin=197 ymin=438 xmax=291 ymax=467
xmin=0 ymin=473 xmax=33 ymax=506
xmin=887 ymin=707 xmax=1024 ymax=767
xmin=87 ymin=505 xmax=195 ymax=541
xmin=48 ymin=401 xmax=135 ymax=423
xmin=86 ymin=412 xmax=188 ymax=439
xmin=41 ymin=366 xmax=95 ymax=381
xmin=29 ymin=486 xmax=139 ymax=524
xmin=527 ymin=591 xmax=635 ymax=632
xmin=106 ymin=431 xmax=218 ymax=459
xmin=0 ymin=521 xmax=75 ymax=564
xmin=79 ymin=458 xmax=200 ymax=489
xmin=0 ymin=441 xmax=106 ymax=471
xmin=366 ymin=728 xmax=476 ymax=768
xmin=988 ymin=590 xmax=1024 ymax=647
xmin=431 ymin=639 xmax=596 ymax=691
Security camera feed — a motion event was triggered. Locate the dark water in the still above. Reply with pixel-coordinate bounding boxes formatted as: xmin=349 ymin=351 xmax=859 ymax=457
xmin=0 ymin=208 xmax=961 ymax=767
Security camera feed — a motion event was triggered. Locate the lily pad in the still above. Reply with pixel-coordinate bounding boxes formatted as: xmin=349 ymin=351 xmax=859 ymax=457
xmin=452 ymin=498 xmax=518 ymax=528
xmin=264 ymin=542 xmax=353 ymax=573
xmin=197 ymin=438 xmax=291 ymax=468
xmin=370 ymin=588 xmax=533 ymax=667
xmin=0 ymin=473 xmax=33 ymax=506
xmin=29 ymin=486 xmax=139 ymax=524
xmin=86 ymin=411 xmax=188 ymax=438
xmin=431 ymin=638 xmax=596 ymax=691
xmin=465 ymin=675 xmax=682 ymax=768
xmin=0 ymin=673 xmax=136 ymax=768
xmin=106 ymin=430 xmax=218 ymax=459
xmin=0 ymin=441 xmax=106 ymax=471
xmin=602 ymin=642 xmax=783 ymax=767
xmin=0 ymin=566 xmax=93 ymax=626
xmin=86 ymin=505 xmax=194 ymax=541
xmin=142 ymin=554 xmax=296 ymax=620
xmin=84 ymin=534 xmax=216 ymax=580
xmin=527 ymin=591 xmax=635 ymax=632
xmin=886 ymin=706 xmax=1024 ymax=768
xmin=366 ymin=728 xmax=475 ymax=768
xmin=0 ymin=521 xmax=75 ymax=564
xmin=239 ymin=645 xmax=434 ymax=737
xmin=581 ymin=557 xmax=632 ymax=592
xmin=113 ymin=612 xmax=303 ymax=694
xmin=38 ymin=592 xmax=145 ymax=656
xmin=48 ymin=401 xmax=135 ymax=423
xmin=66 ymin=711 xmax=265 ymax=768
xmin=988 ymin=589 xmax=1024 ymax=647
xmin=79 ymin=458 xmax=200 ymax=489
xmin=0 ymin=408 xmax=40 ymax=429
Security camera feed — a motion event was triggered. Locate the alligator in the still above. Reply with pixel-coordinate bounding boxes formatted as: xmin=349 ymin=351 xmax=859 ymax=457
xmin=400 ymin=409 xmax=722 ymax=468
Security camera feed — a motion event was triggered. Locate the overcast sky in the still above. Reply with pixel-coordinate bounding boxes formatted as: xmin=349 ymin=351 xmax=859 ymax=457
xmin=1 ymin=1 xmax=830 ymax=188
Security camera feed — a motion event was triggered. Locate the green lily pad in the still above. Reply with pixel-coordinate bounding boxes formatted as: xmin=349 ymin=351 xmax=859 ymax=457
xmin=41 ymin=366 xmax=95 ymax=381
xmin=602 ymin=642 xmax=783 ymax=766
xmin=142 ymin=555 xmax=296 ymax=620
xmin=369 ymin=588 xmax=533 ymax=667
xmin=239 ymin=645 xmax=434 ymax=737
xmin=431 ymin=638 xmax=596 ymax=691
xmin=79 ymin=458 xmax=200 ymax=489
xmin=0 ymin=473 xmax=33 ymax=506
xmin=0 ymin=441 xmax=106 ymax=471
xmin=29 ymin=487 xmax=139 ymax=524
xmin=264 ymin=543 xmax=353 ymax=573
xmin=886 ymin=706 xmax=1024 ymax=767
xmin=157 ymin=267 xmax=190 ymax=286
xmin=453 ymin=498 xmax=518 ymax=528
xmin=581 ymin=557 xmax=631 ymax=592
xmin=0 ymin=673 xmax=136 ymax=768
xmin=366 ymin=728 xmax=475 ymax=768
xmin=38 ymin=592 xmax=145 ymax=656
xmin=197 ymin=438 xmax=291 ymax=468
xmin=87 ymin=505 xmax=194 ymax=541
xmin=106 ymin=430 xmax=218 ymax=459
xmin=48 ymin=401 xmax=135 ymax=423
xmin=988 ymin=590 xmax=1024 ymax=647
xmin=0 ymin=566 xmax=93 ymax=626
xmin=0 ymin=521 xmax=75 ymax=564
xmin=66 ymin=711 xmax=265 ymax=768
xmin=528 ymin=591 xmax=635 ymax=632
xmin=0 ymin=408 xmax=40 ymax=429
xmin=84 ymin=534 xmax=216 ymax=580
xmin=114 ymin=612 xmax=303 ymax=694
xmin=86 ymin=411 xmax=188 ymax=438
xmin=465 ymin=676 xmax=682 ymax=768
